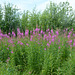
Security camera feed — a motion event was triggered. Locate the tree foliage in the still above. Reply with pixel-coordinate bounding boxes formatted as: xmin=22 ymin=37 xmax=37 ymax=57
xmin=0 ymin=1 xmax=75 ymax=36
xmin=0 ymin=3 xmax=20 ymax=36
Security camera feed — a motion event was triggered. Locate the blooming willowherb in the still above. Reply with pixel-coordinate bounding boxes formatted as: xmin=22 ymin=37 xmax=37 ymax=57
xmin=51 ymin=38 xmax=54 ymax=42
xmin=47 ymin=43 xmax=49 ymax=46
xmin=21 ymin=33 xmax=23 ymax=36
xmin=71 ymin=28 xmax=73 ymax=31
xmin=58 ymin=39 xmax=60 ymax=42
xmin=0 ymin=37 xmax=2 ymax=39
xmin=63 ymin=30 xmax=65 ymax=32
xmin=69 ymin=40 xmax=72 ymax=44
xmin=35 ymin=28 xmax=40 ymax=32
xmin=73 ymin=43 xmax=75 ymax=46
xmin=7 ymin=36 xmax=10 ymax=38
xmin=58 ymin=47 xmax=61 ymax=49
xmin=73 ymin=34 xmax=75 ymax=37
xmin=33 ymin=31 xmax=35 ymax=35
xmin=25 ymin=30 xmax=29 ymax=36
xmin=26 ymin=43 xmax=29 ymax=46
xmin=62 ymin=44 xmax=63 ymax=46
xmin=8 ymin=40 xmax=13 ymax=44
xmin=49 ymin=41 xmax=51 ymax=44
xmin=38 ymin=42 xmax=40 ymax=44
xmin=7 ymin=48 xmax=9 ymax=50
xmin=69 ymin=31 xmax=72 ymax=35
xmin=70 ymin=45 xmax=72 ymax=48
xmin=41 ymin=30 xmax=43 ymax=34
xmin=74 ymin=39 xmax=75 ymax=42
xmin=12 ymin=32 xmax=16 ymax=37
xmin=20 ymin=42 xmax=23 ymax=45
xmin=17 ymin=41 xmax=20 ymax=44
xmin=13 ymin=44 xmax=15 ymax=47
xmin=11 ymin=51 xmax=13 ymax=53
xmin=56 ymin=31 xmax=59 ymax=35
xmin=66 ymin=28 xmax=68 ymax=31
xmin=52 ymin=35 xmax=55 ymax=39
xmin=44 ymin=48 xmax=46 ymax=50
xmin=30 ymin=35 xmax=33 ymax=41
xmin=38 ymin=34 xmax=41 ymax=36
xmin=51 ymin=29 xmax=53 ymax=34
xmin=67 ymin=35 xmax=70 ymax=39
xmin=8 ymin=32 xmax=10 ymax=35
xmin=44 ymin=34 xmax=47 ymax=38
xmin=46 ymin=29 xmax=49 ymax=32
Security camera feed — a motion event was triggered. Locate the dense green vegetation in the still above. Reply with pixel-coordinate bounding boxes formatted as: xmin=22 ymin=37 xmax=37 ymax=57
xmin=0 ymin=1 xmax=75 ymax=37
xmin=0 ymin=28 xmax=75 ymax=75
xmin=0 ymin=1 xmax=75 ymax=75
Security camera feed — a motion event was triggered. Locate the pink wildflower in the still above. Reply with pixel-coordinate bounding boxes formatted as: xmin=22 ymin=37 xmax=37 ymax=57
xmin=71 ymin=28 xmax=73 ymax=31
xmin=11 ymin=51 xmax=13 ymax=53
xmin=26 ymin=43 xmax=29 ymax=46
xmin=44 ymin=48 xmax=46 ymax=50
xmin=58 ymin=39 xmax=60 ymax=42
xmin=7 ymin=48 xmax=9 ymax=50
xmin=62 ymin=44 xmax=63 ymax=46
xmin=20 ymin=42 xmax=23 ymax=45
xmin=69 ymin=31 xmax=72 ymax=35
xmin=51 ymin=38 xmax=54 ymax=42
xmin=58 ymin=47 xmax=60 ymax=49
xmin=63 ymin=30 xmax=65 ymax=32
xmin=38 ymin=42 xmax=40 ymax=44
xmin=47 ymin=43 xmax=49 ymax=46
xmin=51 ymin=29 xmax=53 ymax=33
xmin=0 ymin=37 xmax=2 ymax=39
xmin=74 ymin=39 xmax=75 ymax=42
xmin=66 ymin=28 xmax=68 ymax=31
xmin=56 ymin=31 xmax=59 ymax=35
xmin=49 ymin=41 xmax=51 ymax=44
xmin=73 ymin=43 xmax=75 ymax=46
xmin=35 ymin=28 xmax=40 ymax=32
xmin=33 ymin=31 xmax=35 ymax=35
xmin=67 ymin=35 xmax=70 ymax=39
xmin=41 ymin=30 xmax=43 ymax=34
xmin=73 ymin=34 xmax=75 ymax=37
xmin=70 ymin=45 xmax=72 ymax=48
xmin=69 ymin=40 xmax=72 ymax=43
xmin=13 ymin=44 xmax=15 ymax=47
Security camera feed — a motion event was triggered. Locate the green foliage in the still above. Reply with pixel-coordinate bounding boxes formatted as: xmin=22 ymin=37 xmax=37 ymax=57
xmin=0 ymin=1 xmax=75 ymax=36
xmin=0 ymin=3 xmax=20 ymax=36
xmin=39 ymin=1 xmax=75 ymax=30
xmin=0 ymin=4 xmax=3 ymax=28
xmin=21 ymin=10 xmax=29 ymax=34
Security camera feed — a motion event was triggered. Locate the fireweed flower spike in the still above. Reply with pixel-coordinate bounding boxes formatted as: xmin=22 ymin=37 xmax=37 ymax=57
xmin=0 ymin=37 xmax=2 ymax=39
xmin=11 ymin=51 xmax=13 ymax=53
xmin=72 ymin=28 xmax=73 ymax=31
xmin=20 ymin=42 xmax=23 ymax=45
xmin=73 ymin=43 xmax=75 ymax=46
xmin=58 ymin=47 xmax=61 ymax=49
xmin=7 ymin=48 xmax=9 ymax=50
xmin=47 ymin=43 xmax=49 ymax=46
xmin=51 ymin=29 xmax=53 ymax=34
xmin=44 ymin=48 xmax=46 ymax=50
xmin=26 ymin=43 xmax=29 ymax=46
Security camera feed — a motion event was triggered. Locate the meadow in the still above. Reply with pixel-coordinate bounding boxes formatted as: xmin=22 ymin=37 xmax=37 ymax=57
xmin=0 ymin=28 xmax=75 ymax=75
xmin=0 ymin=1 xmax=75 ymax=75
